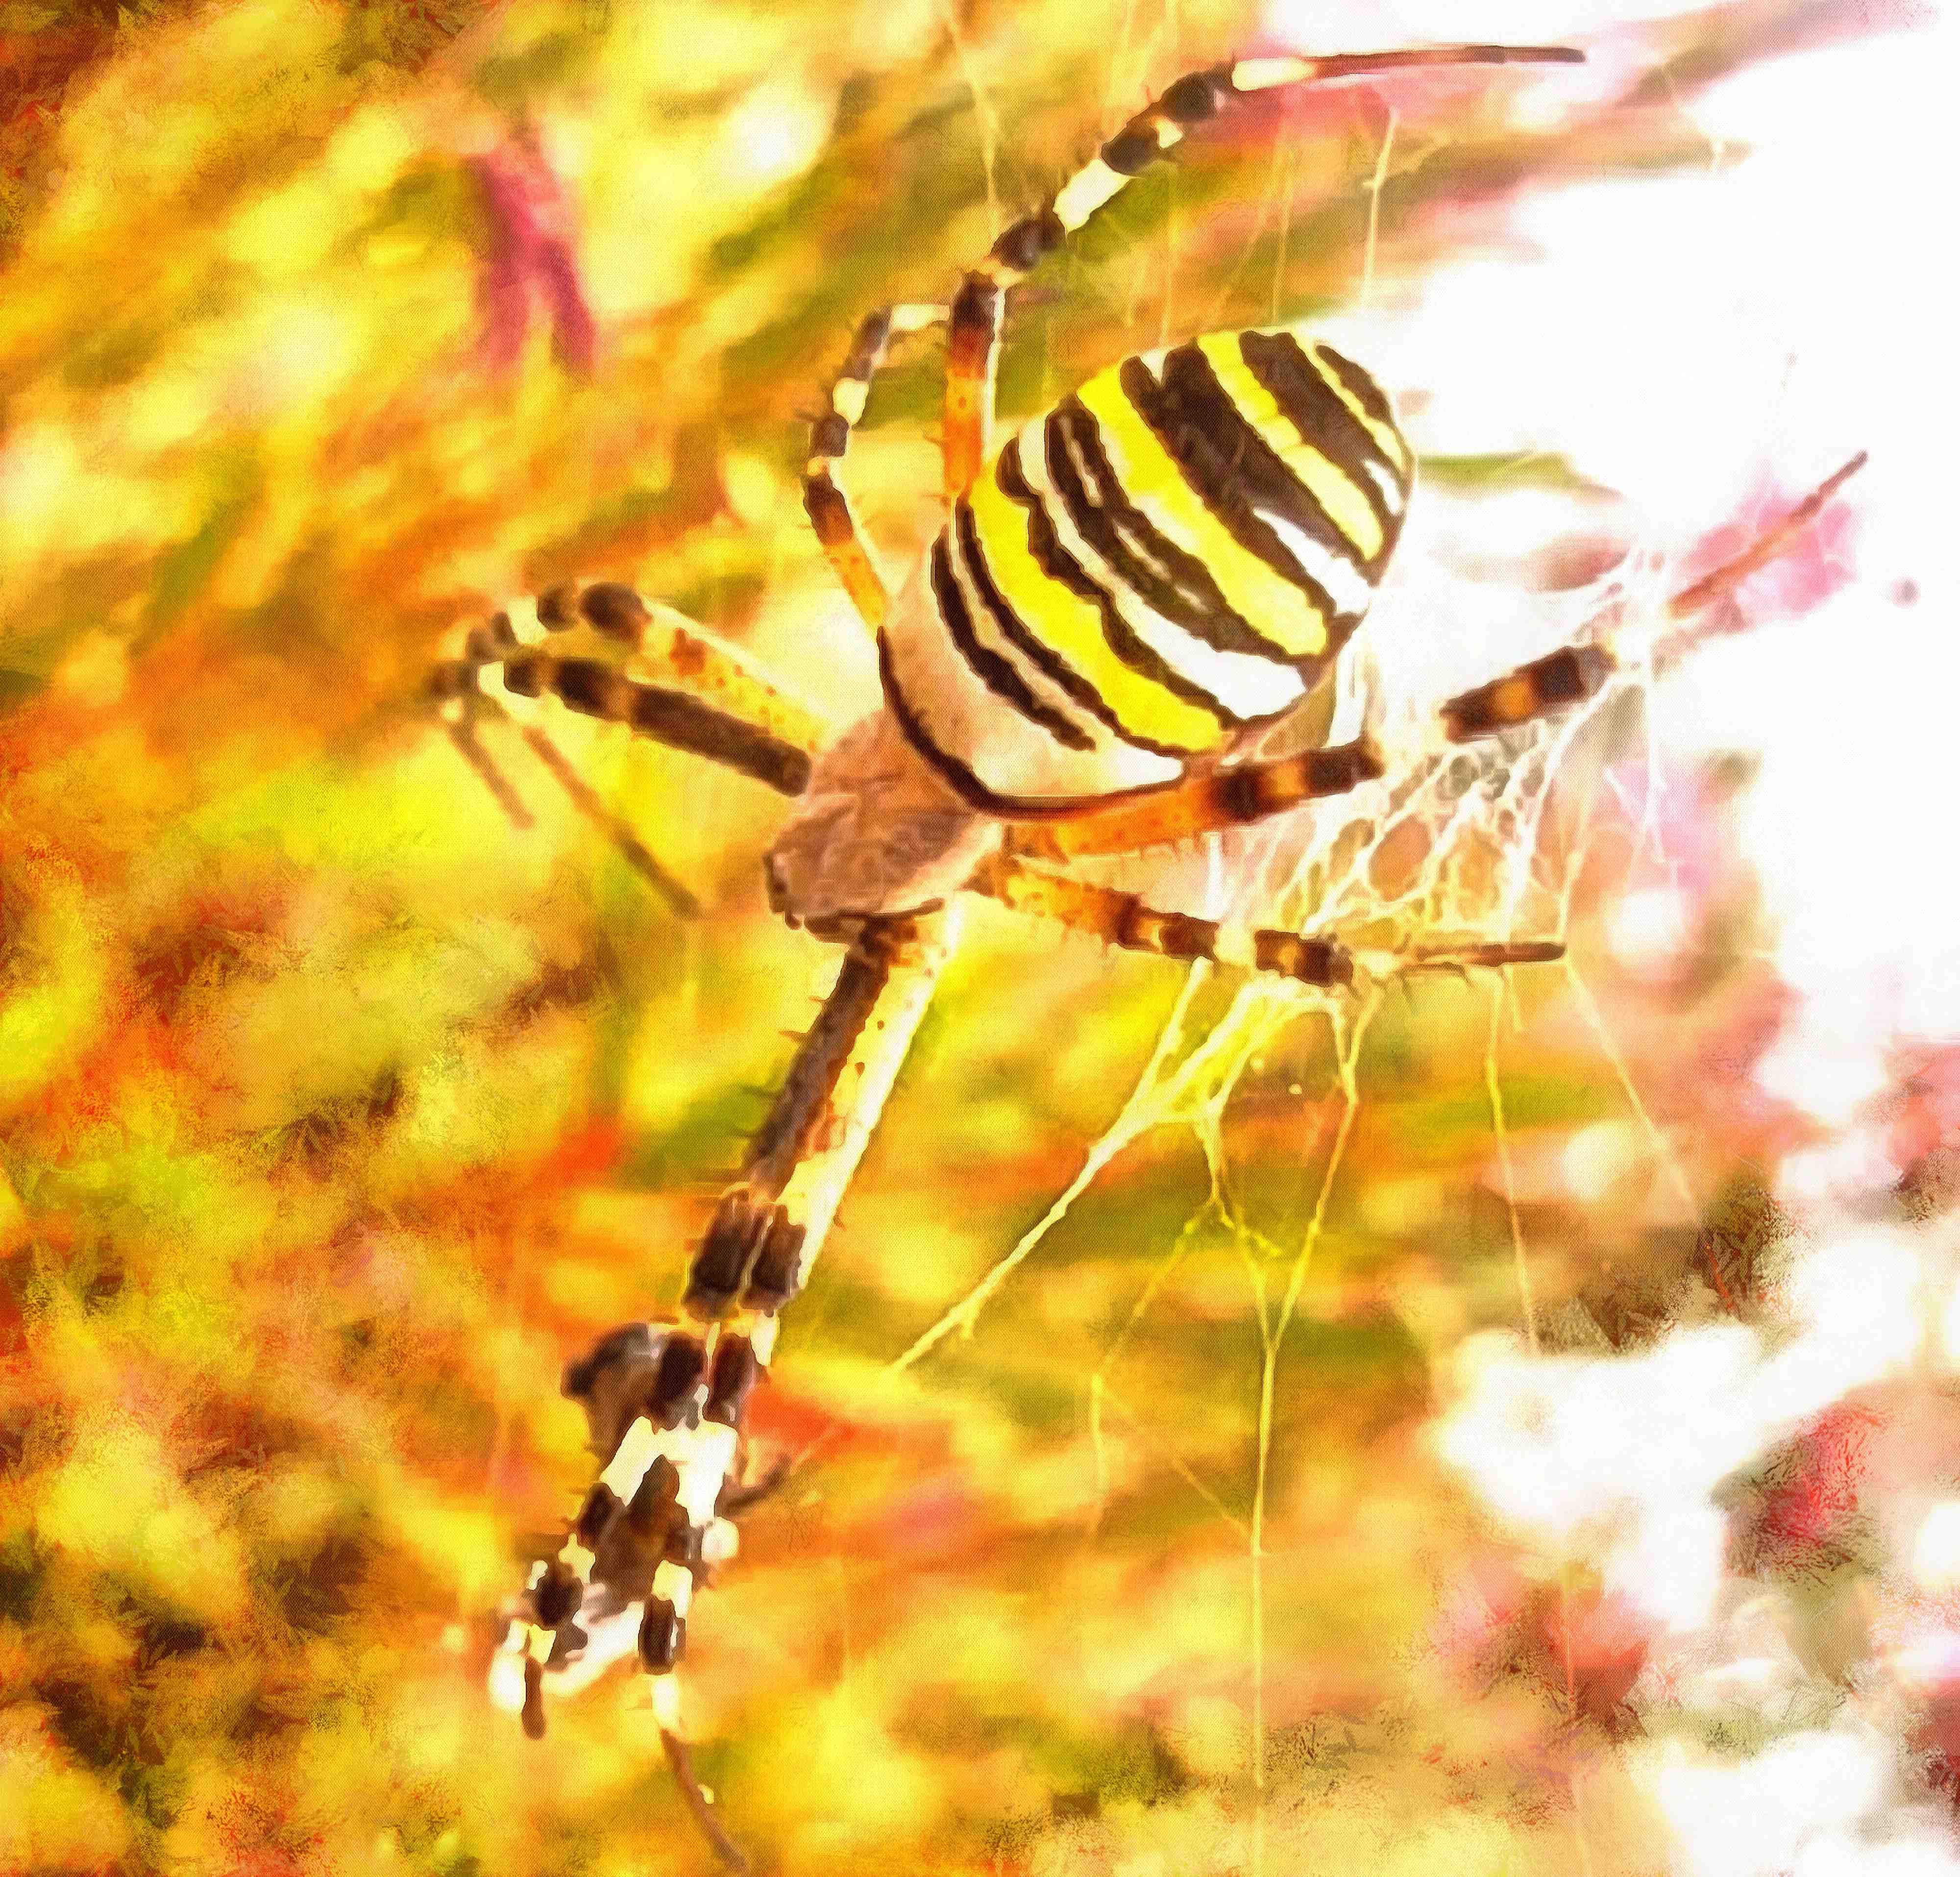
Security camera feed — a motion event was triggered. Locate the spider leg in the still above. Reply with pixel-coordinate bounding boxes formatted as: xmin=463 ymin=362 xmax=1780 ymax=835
xmin=803 ymin=303 xmax=949 ymax=634
xmin=431 ymin=584 xmax=823 ymax=892
xmin=1018 ymin=449 xmax=1870 ymax=856
xmin=1442 ymin=451 xmax=1868 ymax=741
xmin=972 ymin=852 xmax=1558 ymax=986
xmin=1652 ymin=449 xmax=1867 ymax=666
xmin=515 ymin=723 xmax=700 ymax=917
xmin=942 ymin=41 xmax=1583 ymax=497
xmin=1005 ymin=737 xmax=1385 ymax=863
xmin=491 ymin=910 xmax=960 ymax=1807
xmin=443 ymin=716 xmax=536 ymax=829
xmin=432 ymin=581 xmax=826 ymax=780
xmin=661 ymin=1729 xmax=750 ymax=1875
xmin=682 ymin=910 xmax=954 ymax=1317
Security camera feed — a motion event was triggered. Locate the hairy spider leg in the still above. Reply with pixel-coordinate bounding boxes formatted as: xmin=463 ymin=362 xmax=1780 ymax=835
xmin=514 ymin=726 xmax=702 ymax=919
xmin=803 ymin=303 xmax=949 ymax=635
xmin=492 ymin=911 xmax=958 ymax=1775
xmin=431 ymin=590 xmax=708 ymax=907
xmin=1440 ymin=451 xmax=1869 ymax=740
xmin=683 ymin=910 xmax=955 ymax=1318
xmin=942 ymin=41 xmax=1585 ymax=498
xmin=973 ymin=850 xmax=1562 ymax=987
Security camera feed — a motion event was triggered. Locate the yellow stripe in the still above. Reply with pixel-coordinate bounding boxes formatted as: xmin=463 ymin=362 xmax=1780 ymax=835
xmin=1196 ymin=332 xmax=1383 ymax=561
xmin=1302 ymin=338 xmax=1411 ymax=476
xmin=1075 ymin=364 xmax=1328 ymax=661
xmin=965 ymin=451 xmax=1225 ymax=754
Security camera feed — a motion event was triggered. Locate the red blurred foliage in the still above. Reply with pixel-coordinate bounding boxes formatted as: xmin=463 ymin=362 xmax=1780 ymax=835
xmin=1436 ymin=1556 xmax=1653 ymax=1737
xmin=1728 ymin=1401 xmax=1877 ymax=1582
xmin=468 ymin=132 xmax=597 ymax=375
xmin=1887 ymin=1044 xmax=1960 ymax=1184
xmin=1915 ymin=1685 xmax=1960 ymax=1814
xmin=534 ymin=1119 xmax=629 ymax=1189
xmin=0 ymin=23 xmax=115 ymax=191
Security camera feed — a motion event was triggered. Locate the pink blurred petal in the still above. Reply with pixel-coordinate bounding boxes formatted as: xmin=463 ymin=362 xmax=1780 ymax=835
xmin=467 ymin=135 xmax=596 ymax=374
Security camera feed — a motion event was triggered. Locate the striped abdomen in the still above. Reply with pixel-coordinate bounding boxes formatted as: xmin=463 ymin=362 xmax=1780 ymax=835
xmin=881 ymin=324 xmax=1414 ymax=815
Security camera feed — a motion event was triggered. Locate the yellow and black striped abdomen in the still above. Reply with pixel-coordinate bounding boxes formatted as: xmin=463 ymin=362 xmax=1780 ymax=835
xmin=880 ymin=324 xmax=1415 ymax=815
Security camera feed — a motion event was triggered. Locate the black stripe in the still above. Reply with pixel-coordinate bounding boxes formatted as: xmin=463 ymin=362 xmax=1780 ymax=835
xmin=842 ymin=306 xmax=892 ymax=378
xmin=1153 ymin=345 xmax=1376 ymax=595
xmin=580 ymin=582 xmax=651 ymax=639
xmin=811 ymin=411 xmax=849 ymax=458
xmin=1100 ymin=122 xmax=1162 ymax=176
xmin=879 ymin=630 xmax=1039 ymax=815
xmin=951 ymin=498 xmax=1114 ymax=735
xmin=1239 ymin=331 xmax=1405 ymax=558
xmin=930 ymin=536 xmax=1094 ymax=750
xmin=989 ymin=446 xmax=1240 ymax=741
xmin=1118 ymin=353 xmax=1356 ymax=628
xmin=1316 ymin=341 xmax=1402 ymax=437
xmin=621 ymin=680 xmax=814 ymax=795
xmin=989 ymin=209 xmax=1066 ymax=275
xmin=1160 ymin=67 xmax=1232 ymax=124
xmin=1118 ymin=900 xmax=1220 ymax=962
xmin=1049 ymin=399 xmax=1302 ymax=668
xmin=948 ymin=276 xmax=1000 ymax=372
xmin=1253 ymin=930 xmax=1351 ymax=987
xmin=879 ymin=634 xmax=1183 ymax=822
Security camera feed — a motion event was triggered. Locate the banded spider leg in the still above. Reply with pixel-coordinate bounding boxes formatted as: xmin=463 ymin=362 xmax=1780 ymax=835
xmin=429 ymin=580 xmax=823 ymax=913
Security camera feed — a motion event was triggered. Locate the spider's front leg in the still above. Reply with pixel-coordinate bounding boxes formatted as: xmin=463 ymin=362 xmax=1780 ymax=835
xmin=433 ymin=581 xmax=824 ymax=790
xmin=940 ymin=41 xmax=1585 ymax=497
xmin=491 ymin=909 xmax=959 ymax=1771
xmin=803 ymin=303 xmax=948 ymax=636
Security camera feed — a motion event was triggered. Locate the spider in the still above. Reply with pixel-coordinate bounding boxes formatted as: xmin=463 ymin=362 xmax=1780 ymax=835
xmin=431 ymin=36 xmax=1862 ymax=1865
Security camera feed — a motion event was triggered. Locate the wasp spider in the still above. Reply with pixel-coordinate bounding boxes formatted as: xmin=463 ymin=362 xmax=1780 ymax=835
xmin=432 ymin=36 xmax=1862 ymax=1859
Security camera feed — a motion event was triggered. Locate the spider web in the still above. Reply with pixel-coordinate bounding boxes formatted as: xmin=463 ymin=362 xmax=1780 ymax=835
xmin=874 ymin=475 xmax=1697 ymax=1864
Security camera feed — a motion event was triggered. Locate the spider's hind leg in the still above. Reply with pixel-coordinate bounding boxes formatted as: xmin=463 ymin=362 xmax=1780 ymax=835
xmin=1009 ymin=452 xmax=1870 ymax=861
xmin=1441 ymin=449 xmax=1869 ymax=740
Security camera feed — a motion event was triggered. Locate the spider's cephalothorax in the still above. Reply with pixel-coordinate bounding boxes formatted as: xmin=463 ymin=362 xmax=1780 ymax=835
xmin=431 ymin=35 xmax=1865 ymax=1864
